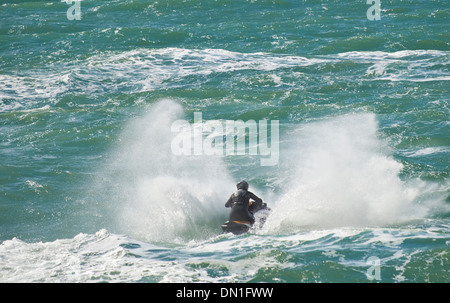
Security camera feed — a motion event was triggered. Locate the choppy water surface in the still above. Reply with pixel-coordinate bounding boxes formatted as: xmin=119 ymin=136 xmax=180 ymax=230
xmin=0 ymin=0 xmax=449 ymax=282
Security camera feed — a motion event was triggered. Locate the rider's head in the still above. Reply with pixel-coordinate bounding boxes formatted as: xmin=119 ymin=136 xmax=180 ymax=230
xmin=236 ymin=180 xmax=249 ymax=190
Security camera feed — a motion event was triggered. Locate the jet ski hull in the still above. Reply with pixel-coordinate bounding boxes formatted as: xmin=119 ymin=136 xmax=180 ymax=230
xmin=222 ymin=202 xmax=270 ymax=235
xmin=221 ymin=221 xmax=251 ymax=235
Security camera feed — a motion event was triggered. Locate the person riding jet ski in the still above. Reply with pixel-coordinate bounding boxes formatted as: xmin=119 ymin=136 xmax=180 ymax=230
xmin=222 ymin=180 xmax=267 ymax=235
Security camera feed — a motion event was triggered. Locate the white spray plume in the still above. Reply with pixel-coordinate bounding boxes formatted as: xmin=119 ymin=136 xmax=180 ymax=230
xmin=264 ymin=113 xmax=428 ymax=233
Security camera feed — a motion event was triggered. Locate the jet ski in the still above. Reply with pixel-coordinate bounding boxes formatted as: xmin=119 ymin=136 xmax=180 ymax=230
xmin=221 ymin=201 xmax=270 ymax=235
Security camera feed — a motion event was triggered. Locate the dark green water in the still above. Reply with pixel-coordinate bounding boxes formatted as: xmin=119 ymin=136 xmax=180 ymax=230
xmin=0 ymin=0 xmax=449 ymax=282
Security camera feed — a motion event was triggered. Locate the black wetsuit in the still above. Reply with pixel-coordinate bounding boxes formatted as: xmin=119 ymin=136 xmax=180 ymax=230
xmin=225 ymin=189 xmax=263 ymax=224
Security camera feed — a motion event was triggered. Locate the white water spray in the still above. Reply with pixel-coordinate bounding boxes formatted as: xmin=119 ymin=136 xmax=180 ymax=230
xmin=264 ymin=113 xmax=428 ymax=233
xmin=97 ymin=102 xmax=434 ymax=241
xmin=100 ymin=99 xmax=234 ymax=242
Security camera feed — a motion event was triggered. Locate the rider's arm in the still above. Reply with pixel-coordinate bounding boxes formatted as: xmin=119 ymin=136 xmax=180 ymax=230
xmin=248 ymin=192 xmax=263 ymax=206
xmin=225 ymin=195 xmax=233 ymax=208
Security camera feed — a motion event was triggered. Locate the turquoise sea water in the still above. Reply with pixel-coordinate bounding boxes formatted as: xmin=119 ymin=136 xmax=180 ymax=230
xmin=0 ymin=0 xmax=449 ymax=282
